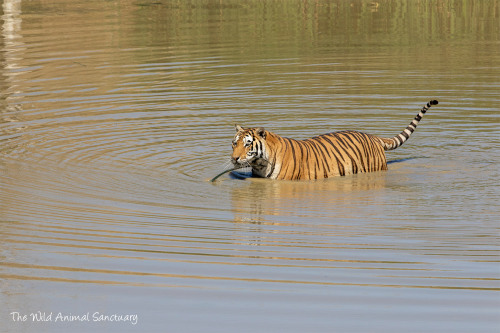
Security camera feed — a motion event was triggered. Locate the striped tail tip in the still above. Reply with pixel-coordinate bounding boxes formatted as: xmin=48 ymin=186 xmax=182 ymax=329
xmin=381 ymin=99 xmax=439 ymax=151
xmin=424 ymin=99 xmax=438 ymax=110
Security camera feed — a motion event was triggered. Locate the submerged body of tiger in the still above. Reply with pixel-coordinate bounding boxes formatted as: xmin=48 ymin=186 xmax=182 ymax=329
xmin=230 ymin=100 xmax=438 ymax=180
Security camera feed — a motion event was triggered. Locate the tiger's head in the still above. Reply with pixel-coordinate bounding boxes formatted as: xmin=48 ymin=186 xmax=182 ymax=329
xmin=231 ymin=125 xmax=268 ymax=172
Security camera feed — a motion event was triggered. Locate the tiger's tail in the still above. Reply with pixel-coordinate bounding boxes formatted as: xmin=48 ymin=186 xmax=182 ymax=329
xmin=380 ymin=100 xmax=438 ymax=151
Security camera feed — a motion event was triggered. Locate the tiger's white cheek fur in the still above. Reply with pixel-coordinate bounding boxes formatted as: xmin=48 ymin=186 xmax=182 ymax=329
xmin=243 ymin=135 xmax=253 ymax=146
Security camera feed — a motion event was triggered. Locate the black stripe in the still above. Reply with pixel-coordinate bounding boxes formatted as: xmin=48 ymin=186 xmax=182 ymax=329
xmin=297 ymin=141 xmax=306 ymax=179
xmin=333 ymin=135 xmax=360 ymax=174
xmin=299 ymin=141 xmax=310 ymax=180
xmin=373 ymin=136 xmax=386 ymax=170
xmin=304 ymin=141 xmax=316 ymax=179
xmin=311 ymin=138 xmax=333 ymax=173
xmin=351 ymin=132 xmax=371 ymax=172
xmin=256 ymin=140 xmax=262 ymax=156
xmin=348 ymin=132 xmax=367 ymax=172
xmin=366 ymin=135 xmax=381 ymax=171
xmin=278 ymin=137 xmax=291 ymax=179
xmin=286 ymin=138 xmax=298 ymax=180
xmin=369 ymin=135 xmax=381 ymax=171
xmin=338 ymin=132 xmax=366 ymax=173
xmin=357 ymin=133 xmax=375 ymax=172
xmin=304 ymin=140 xmax=320 ymax=179
xmin=321 ymin=134 xmax=352 ymax=175
xmin=323 ymin=134 xmax=349 ymax=176
xmin=309 ymin=139 xmax=331 ymax=178
xmin=370 ymin=135 xmax=386 ymax=171
xmin=337 ymin=158 xmax=345 ymax=176
xmin=266 ymin=164 xmax=275 ymax=178
xmin=310 ymin=141 xmax=322 ymax=179
xmin=321 ymin=135 xmax=346 ymax=163
xmin=352 ymin=159 xmax=358 ymax=174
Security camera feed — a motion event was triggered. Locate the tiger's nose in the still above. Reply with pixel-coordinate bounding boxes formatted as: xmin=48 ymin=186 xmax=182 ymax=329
xmin=231 ymin=157 xmax=239 ymax=164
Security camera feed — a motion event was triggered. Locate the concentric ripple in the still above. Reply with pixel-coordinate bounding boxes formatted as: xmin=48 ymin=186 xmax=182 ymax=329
xmin=1 ymin=42 xmax=499 ymax=294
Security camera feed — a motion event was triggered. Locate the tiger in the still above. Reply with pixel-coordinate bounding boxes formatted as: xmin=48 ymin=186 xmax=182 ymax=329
xmin=230 ymin=100 xmax=438 ymax=180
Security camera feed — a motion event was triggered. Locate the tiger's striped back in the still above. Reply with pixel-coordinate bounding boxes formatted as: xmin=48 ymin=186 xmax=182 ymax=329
xmin=267 ymin=131 xmax=387 ymax=180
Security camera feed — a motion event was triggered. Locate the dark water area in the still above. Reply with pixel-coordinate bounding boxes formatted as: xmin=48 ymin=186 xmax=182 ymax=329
xmin=1 ymin=1 xmax=499 ymax=332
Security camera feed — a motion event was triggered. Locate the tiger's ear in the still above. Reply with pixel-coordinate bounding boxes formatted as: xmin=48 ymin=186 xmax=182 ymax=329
xmin=256 ymin=127 xmax=266 ymax=139
xmin=235 ymin=124 xmax=243 ymax=132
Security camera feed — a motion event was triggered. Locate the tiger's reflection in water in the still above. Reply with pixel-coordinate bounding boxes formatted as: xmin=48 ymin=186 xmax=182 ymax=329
xmin=230 ymin=171 xmax=389 ymax=235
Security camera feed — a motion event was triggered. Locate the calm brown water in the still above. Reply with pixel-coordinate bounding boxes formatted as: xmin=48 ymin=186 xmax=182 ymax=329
xmin=1 ymin=1 xmax=499 ymax=332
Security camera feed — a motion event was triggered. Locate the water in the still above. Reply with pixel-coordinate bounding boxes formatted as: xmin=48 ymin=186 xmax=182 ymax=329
xmin=1 ymin=0 xmax=499 ymax=332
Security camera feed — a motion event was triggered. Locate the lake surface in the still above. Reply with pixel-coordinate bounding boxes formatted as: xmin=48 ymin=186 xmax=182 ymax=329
xmin=1 ymin=0 xmax=499 ymax=332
